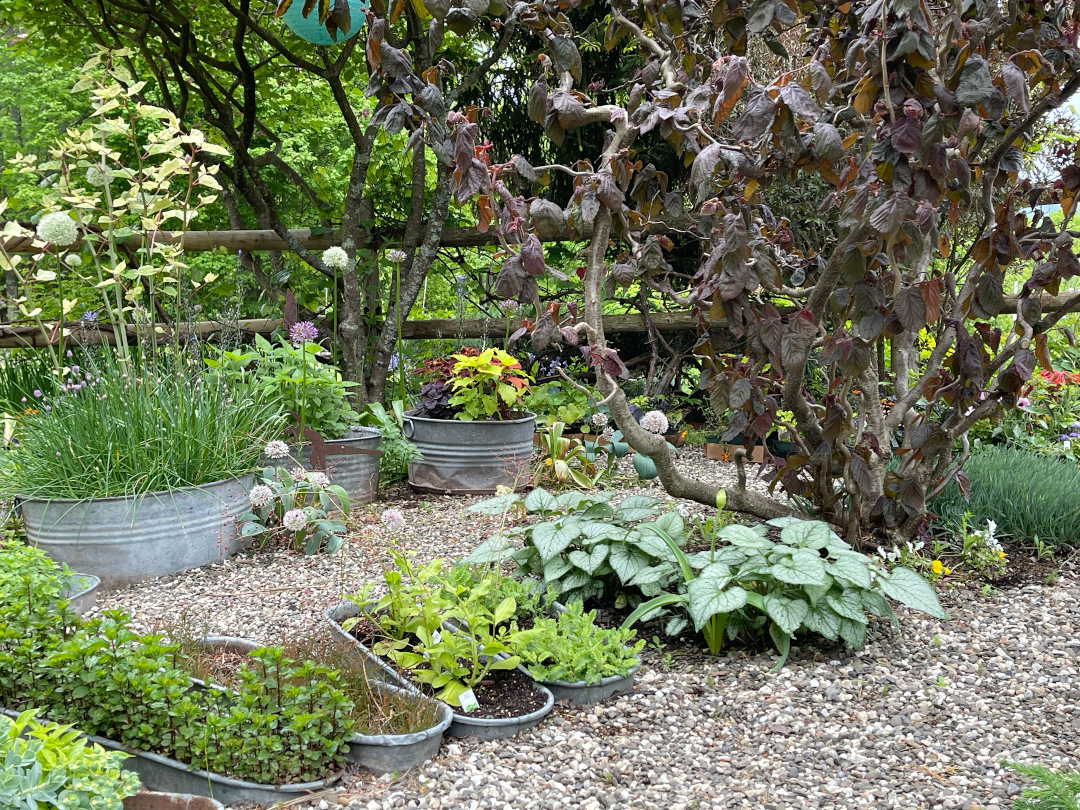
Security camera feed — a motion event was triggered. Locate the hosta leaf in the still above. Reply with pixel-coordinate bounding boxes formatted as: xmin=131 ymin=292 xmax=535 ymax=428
xmin=762 ymin=594 xmax=809 ymax=636
xmin=523 ymin=488 xmax=559 ymax=513
xmin=769 ymin=551 xmax=828 ymax=585
xmin=838 ymin=617 xmax=867 ymax=650
xmin=779 ymin=520 xmax=831 ymax=549
xmin=826 ymin=588 xmax=866 ymax=623
xmin=801 ymin=603 xmax=841 ymax=640
xmin=719 ymin=525 xmax=773 ymax=548
xmin=829 ymin=553 xmax=872 ymax=589
xmin=687 ymin=581 xmax=748 ymax=630
xmin=531 ymin=520 xmax=581 ymax=562
xmin=569 ymin=544 xmax=609 ymax=575
xmin=542 ymin=555 xmax=573 ymax=581
xmin=609 ymin=542 xmax=651 ymax=584
xmin=880 ymin=567 xmax=947 ymax=619
xmin=629 ymin=563 xmax=674 ymax=587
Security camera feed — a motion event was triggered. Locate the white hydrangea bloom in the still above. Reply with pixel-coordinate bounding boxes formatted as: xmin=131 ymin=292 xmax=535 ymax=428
xmin=249 ymin=484 xmax=274 ymax=507
xmin=322 ymin=246 xmax=349 ymax=272
xmin=36 ymin=212 xmax=79 ymax=246
xmin=282 ymin=508 xmax=307 ymax=531
xmin=264 ymin=440 xmax=290 ymax=459
xmin=639 ymin=410 xmax=669 ymax=435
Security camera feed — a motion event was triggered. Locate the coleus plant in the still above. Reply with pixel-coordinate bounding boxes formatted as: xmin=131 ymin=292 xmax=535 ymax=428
xmin=414 ymin=347 xmax=531 ymax=421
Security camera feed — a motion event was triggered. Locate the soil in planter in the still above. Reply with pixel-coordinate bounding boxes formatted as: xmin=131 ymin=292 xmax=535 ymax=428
xmin=346 ymin=619 xmax=546 ymax=718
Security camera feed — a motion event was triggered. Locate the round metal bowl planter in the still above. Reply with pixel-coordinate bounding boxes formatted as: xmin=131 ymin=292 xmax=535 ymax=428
xmin=300 ymin=427 xmax=382 ymax=506
xmin=402 ymin=410 xmax=536 ymax=495
xmin=539 ymin=663 xmax=639 ymax=705
xmin=325 ymin=602 xmax=418 ymax=691
xmin=60 ymin=572 xmax=100 ymax=615
xmin=123 ymin=790 xmax=225 ymax=810
xmin=19 ymin=476 xmax=253 ymax=589
xmin=446 ymin=679 xmax=554 ymax=740
xmin=89 ymin=734 xmax=341 ymax=807
xmin=194 ymin=633 xmax=452 ymax=775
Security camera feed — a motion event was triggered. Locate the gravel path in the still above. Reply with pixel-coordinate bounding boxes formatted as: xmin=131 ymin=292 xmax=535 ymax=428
xmin=93 ymin=449 xmax=1080 ymax=810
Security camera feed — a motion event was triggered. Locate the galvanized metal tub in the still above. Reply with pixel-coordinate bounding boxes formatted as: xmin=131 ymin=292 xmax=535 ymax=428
xmin=123 ymin=791 xmax=225 ymax=810
xmin=61 ymin=572 xmax=100 ymax=615
xmin=402 ymin=410 xmax=536 ymax=494
xmin=446 ymin=679 xmax=554 ymax=740
xmin=325 ymin=602 xmax=416 ymax=690
xmin=540 ymin=663 xmax=639 ymax=705
xmin=300 ymin=427 xmax=382 ymax=506
xmin=20 ymin=476 xmax=253 ymax=589
xmin=193 ymin=633 xmax=451 ymax=774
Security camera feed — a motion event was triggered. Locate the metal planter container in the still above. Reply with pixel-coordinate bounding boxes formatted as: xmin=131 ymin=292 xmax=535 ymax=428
xmin=195 ymin=632 xmax=451 ymax=775
xmin=90 ymin=734 xmax=341 ymax=807
xmin=446 ymin=680 xmax=554 ymax=740
xmin=123 ymin=791 xmax=225 ymax=810
xmin=402 ymin=410 xmax=536 ymax=494
xmin=325 ymin=603 xmax=417 ymax=690
xmin=20 ymin=476 xmax=253 ymax=589
xmin=539 ymin=663 xmax=639 ymax=705
xmin=301 ymin=427 xmax=382 ymax=507
xmin=60 ymin=572 xmax=100 ymax=614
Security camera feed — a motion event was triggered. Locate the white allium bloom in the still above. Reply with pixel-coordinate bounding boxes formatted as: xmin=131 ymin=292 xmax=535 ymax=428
xmin=36 ymin=212 xmax=79 ymax=246
xmin=308 ymin=471 xmax=331 ymax=488
xmin=62 ymin=253 xmax=82 ymax=267
xmin=639 ymin=410 xmax=669 ymax=435
xmin=282 ymin=508 xmax=307 ymax=531
xmin=322 ymin=246 xmax=349 ymax=272
xmin=381 ymin=508 xmax=406 ymax=532
xmin=601 ymin=426 xmax=614 ymax=441
xmin=249 ymin=484 xmax=274 ymax=507
xmin=85 ymin=165 xmax=107 ymax=187
xmin=590 ymin=412 xmax=609 ymax=429
xmin=290 ymin=466 xmax=308 ymax=482
xmin=386 ymin=249 xmax=408 ymax=264
xmin=264 ymin=440 xmax=290 ymax=459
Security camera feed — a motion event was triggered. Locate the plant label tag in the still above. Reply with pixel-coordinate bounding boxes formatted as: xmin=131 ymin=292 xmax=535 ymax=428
xmin=458 ymin=688 xmax=479 ymax=713
xmin=1066 ymin=440 xmax=1072 ymax=450
xmin=432 ymin=629 xmax=442 ymax=644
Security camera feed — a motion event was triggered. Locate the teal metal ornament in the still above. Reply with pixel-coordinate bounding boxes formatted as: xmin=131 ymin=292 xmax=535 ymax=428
xmin=281 ymin=0 xmax=367 ymax=45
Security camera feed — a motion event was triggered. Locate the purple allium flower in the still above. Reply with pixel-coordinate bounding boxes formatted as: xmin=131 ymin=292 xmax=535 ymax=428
xmin=381 ymin=508 xmax=406 ymax=532
xmin=32 ymin=390 xmax=41 ymax=398
xmin=289 ymin=320 xmax=319 ymax=347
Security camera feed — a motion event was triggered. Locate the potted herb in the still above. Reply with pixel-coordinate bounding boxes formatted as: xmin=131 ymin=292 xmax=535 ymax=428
xmin=403 ymin=348 xmax=535 ymax=494
xmin=329 ymin=553 xmax=554 ymax=739
xmin=207 ymin=326 xmax=383 ymax=506
xmin=1 ymin=353 xmax=279 ymax=588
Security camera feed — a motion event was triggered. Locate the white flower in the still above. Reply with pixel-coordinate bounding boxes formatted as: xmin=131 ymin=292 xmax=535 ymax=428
xmin=590 ymin=412 xmax=609 ymax=429
xmin=322 ymin=246 xmax=349 ymax=272
xmin=290 ymin=466 xmax=308 ymax=482
xmin=601 ymin=426 xmax=614 ymax=441
xmin=282 ymin=508 xmax=307 ymax=531
xmin=85 ymin=165 xmax=107 ymax=187
xmin=62 ymin=253 xmax=82 ymax=267
xmin=308 ymin=471 xmax=331 ymax=488
xmin=264 ymin=440 xmax=290 ymax=459
xmin=386 ymin=249 xmax=408 ymax=264
xmin=381 ymin=508 xmax=406 ymax=532
xmin=639 ymin=410 xmax=669 ymax=435
xmin=36 ymin=212 xmax=79 ymax=246
xmin=249 ymin=484 xmax=274 ymax=507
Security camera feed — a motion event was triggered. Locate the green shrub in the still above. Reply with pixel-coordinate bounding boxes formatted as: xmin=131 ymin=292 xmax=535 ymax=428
xmin=0 ymin=709 xmax=140 ymax=810
xmin=0 ymin=351 xmax=281 ymax=499
xmin=929 ymin=445 xmax=1080 ymax=549
xmin=1006 ymin=762 xmax=1080 ymax=810
xmin=0 ymin=548 xmax=352 ymax=785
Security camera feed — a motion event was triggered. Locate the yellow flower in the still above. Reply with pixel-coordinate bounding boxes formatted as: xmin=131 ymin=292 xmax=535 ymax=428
xmin=997 ymin=551 xmax=1006 ymax=560
xmin=944 ymin=567 xmax=952 ymax=575
xmin=931 ymin=560 xmax=944 ymax=574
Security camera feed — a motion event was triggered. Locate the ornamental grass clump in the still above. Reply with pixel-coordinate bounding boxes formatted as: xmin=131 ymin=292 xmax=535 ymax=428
xmin=0 ymin=350 xmax=281 ymax=500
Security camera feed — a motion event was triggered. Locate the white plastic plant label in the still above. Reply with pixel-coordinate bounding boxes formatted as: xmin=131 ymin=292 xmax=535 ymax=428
xmin=458 ymin=688 xmax=479 ymax=713
xmin=432 ymin=629 xmax=441 ymax=644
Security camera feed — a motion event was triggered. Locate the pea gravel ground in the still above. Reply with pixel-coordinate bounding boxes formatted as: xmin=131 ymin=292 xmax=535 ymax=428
xmin=94 ymin=449 xmax=1080 ymax=810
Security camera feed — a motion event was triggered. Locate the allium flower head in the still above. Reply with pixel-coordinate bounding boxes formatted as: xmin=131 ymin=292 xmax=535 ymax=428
xmin=381 ymin=508 xmax=406 ymax=532
xmin=386 ymin=249 xmax=408 ymax=264
xmin=249 ymin=484 xmax=273 ymax=507
xmin=640 ymin=410 xmax=669 ymax=435
xmin=308 ymin=471 xmax=331 ymax=488
xmin=290 ymin=466 xmax=308 ymax=482
xmin=264 ymin=440 xmax=290 ymax=459
xmin=63 ymin=253 xmax=82 ymax=267
xmin=498 ymin=299 xmax=519 ymax=314
xmin=601 ymin=426 xmax=614 ymax=441
xmin=36 ymin=212 xmax=79 ymax=246
xmin=282 ymin=508 xmax=307 ymax=531
xmin=322 ymin=246 xmax=349 ymax=272
xmin=289 ymin=320 xmax=319 ymax=347
xmin=590 ymin=412 xmax=609 ymax=429
xmin=85 ymin=165 xmax=107 ymax=187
